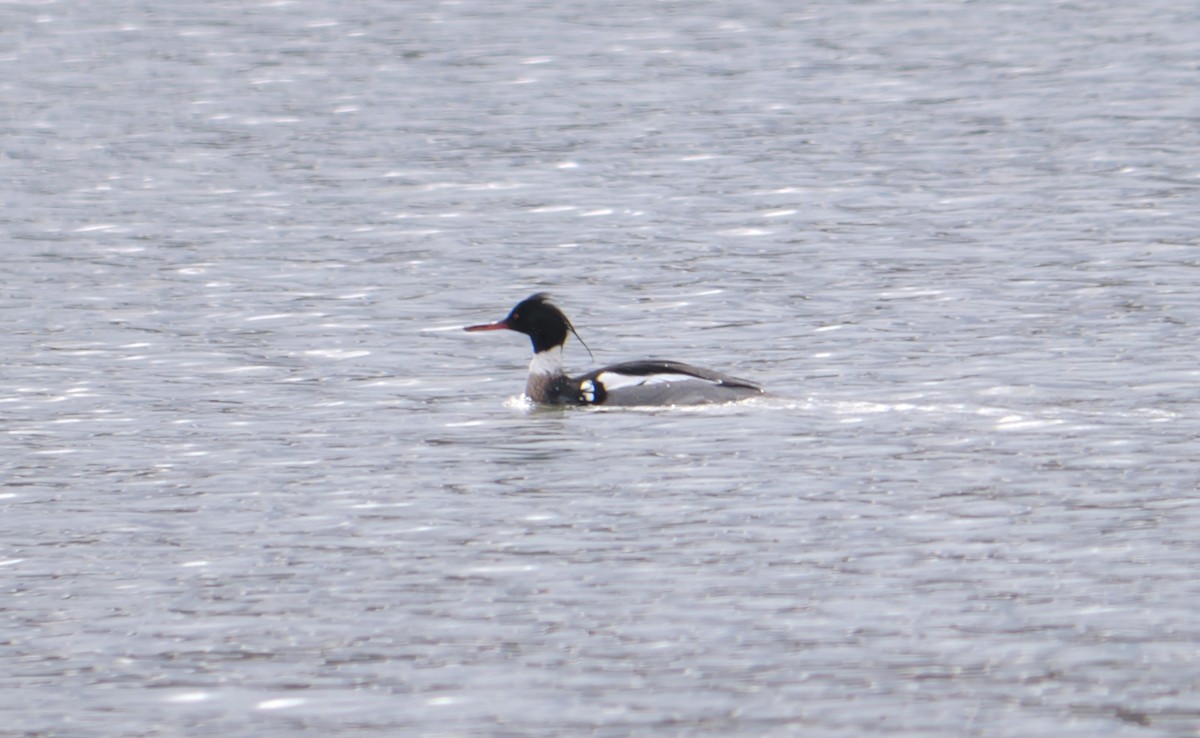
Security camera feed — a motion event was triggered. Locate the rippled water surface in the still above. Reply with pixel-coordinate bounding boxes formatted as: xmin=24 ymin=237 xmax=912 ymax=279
xmin=5 ymin=1 xmax=1200 ymax=736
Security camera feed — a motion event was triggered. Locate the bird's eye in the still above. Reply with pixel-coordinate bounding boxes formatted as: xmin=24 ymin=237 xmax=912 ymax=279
xmin=512 ymin=312 xmax=520 ymax=320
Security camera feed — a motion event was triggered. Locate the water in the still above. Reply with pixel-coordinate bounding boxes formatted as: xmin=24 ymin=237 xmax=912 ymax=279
xmin=4 ymin=1 xmax=1200 ymax=735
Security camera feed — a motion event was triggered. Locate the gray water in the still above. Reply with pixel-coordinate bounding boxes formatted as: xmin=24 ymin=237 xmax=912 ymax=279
xmin=4 ymin=1 xmax=1200 ymax=736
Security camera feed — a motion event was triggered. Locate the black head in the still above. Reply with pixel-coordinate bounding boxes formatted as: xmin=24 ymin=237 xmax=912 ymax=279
xmin=465 ymin=293 xmax=591 ymax=356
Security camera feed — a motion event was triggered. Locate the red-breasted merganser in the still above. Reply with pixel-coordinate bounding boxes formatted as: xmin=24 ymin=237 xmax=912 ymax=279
xmin=464 ymin=293 xmax=764 ymax=406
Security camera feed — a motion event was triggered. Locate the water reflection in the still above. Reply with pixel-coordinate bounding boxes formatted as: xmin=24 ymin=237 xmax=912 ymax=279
xmin=6 ymin=0 xmax=1200 ymax=735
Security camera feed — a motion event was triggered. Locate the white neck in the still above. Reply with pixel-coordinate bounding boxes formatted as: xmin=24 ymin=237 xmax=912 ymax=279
xmin=528 ymin=346 xmax=566 ymax=377
xmin=525 ymin=347 xmax=567 ymax=403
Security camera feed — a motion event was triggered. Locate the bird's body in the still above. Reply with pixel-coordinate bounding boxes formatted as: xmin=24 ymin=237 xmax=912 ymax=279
xmin=465 ymin=294 xmax=763 ymax=406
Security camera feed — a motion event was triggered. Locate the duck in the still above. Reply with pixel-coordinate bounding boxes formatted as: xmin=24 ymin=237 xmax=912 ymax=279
xmin=465 ymin=293 xmax=763 ymax=406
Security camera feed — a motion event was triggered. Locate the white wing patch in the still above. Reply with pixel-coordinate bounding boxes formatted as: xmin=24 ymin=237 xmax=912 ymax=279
xmin=595 ymin=371 xmax=702 ymax=391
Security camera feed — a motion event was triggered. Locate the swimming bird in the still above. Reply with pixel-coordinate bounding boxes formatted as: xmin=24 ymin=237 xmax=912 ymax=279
xmin=464 ymin=293 xmax=763 ymax=406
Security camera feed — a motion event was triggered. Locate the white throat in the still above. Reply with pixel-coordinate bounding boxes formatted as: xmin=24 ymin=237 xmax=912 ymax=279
xmin=528 ymin=346 xmax=566 ymax=377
